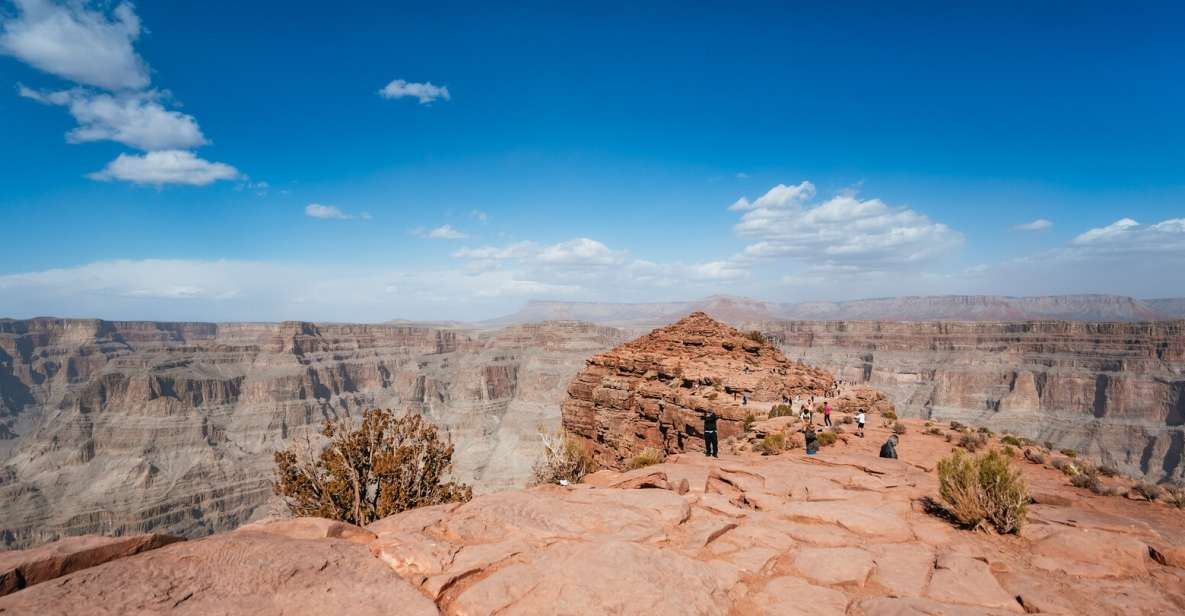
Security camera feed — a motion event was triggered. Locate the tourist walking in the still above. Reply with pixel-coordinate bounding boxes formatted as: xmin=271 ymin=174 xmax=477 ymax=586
xmin=823 ymin=402 xmax=832 ymax=427
xmin=856 ymin=410 xmax=866 ymax=438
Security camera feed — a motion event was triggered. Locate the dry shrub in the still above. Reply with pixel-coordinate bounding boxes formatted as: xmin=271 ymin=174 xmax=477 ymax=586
xmin=1097 ymin=464 xmax=1120 ymax=478
xmin=1163 ymin=487 xmax=1185 ymax=509
xmin=756 ymin=433 xmax=787 ymax=455
xmin=892 ymin=421 xmax=908 ymax=435
xmin=936 ymin=448 xmax=1028 ymax=534
xmin=1070 ymin=473 xmax=1101 ymax=492
xmin=533 ymin=428 xmax=599 ymax=485
xmin=926 ymin=427 xmax=943 ymax=436
xmin=1023 ymin=448 xmax=1046 ymax=465
xmin=833 ymin=426 xmax=846 ymax=435
xmin=977 ymin=426 xmax=994 ymax=436
xmin=949 ymin=421 xmax=965 ymax=431
xmin=273 ymin=409 xmax=472 ymax=526
xmin=769 ymin=404 xmax=795 ymax=418
xmin=1050 ymin=457 xmax=1079 ymax=476
xmin=880 ymin=411 xmax=898 ymax=427
xmin=1002 ymin=445 xmax=1015 ymax=458
xmin=626 ymin=447 xmax=666 ymax=470
xmin=958 ymin=432 xmax=988 ymax=452
xmin=816 ymin=431 xmax=838 ymax=447
xmin=1001 ymin=435 xmax=1023 ymax=447
xmin=1060 ymin=448 xmax=1077 ymax=458
xmin=742 ymin=413 xmax=755 ymax=432
xmin=945 ymin=432 xmax=954 ymax=443
xmin=745 ymin=330 xmax=767 ymax=344
xmin=1131 ymin=482 xmax=1163 ymax=502
xmin=841 ymin=414 xmax=854 ymax=424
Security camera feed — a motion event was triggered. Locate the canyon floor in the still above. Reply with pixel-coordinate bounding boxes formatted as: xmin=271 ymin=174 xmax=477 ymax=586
xmin=2 ymin=416 xmax=1184 ymax=615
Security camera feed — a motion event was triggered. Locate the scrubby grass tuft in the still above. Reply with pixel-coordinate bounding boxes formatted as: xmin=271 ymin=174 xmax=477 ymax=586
xmin=936 ymin=448 xmax=1028 ymax=534
xmin=816 ymin=431 xmax=838 ymax=447
xmin=625 ymin=447 xmax=666 ymax=470
xmin=756 ymin=433 xmax=786 ymax=455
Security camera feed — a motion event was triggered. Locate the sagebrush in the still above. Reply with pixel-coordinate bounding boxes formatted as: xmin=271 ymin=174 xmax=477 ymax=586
xmin=273 ymin=409 xmax=472 ymax=526
xmin=532 ymin=428 xmax=599 ymax=485
xmin=626 ymin=447 xmax=666 ymax=469
xmin=936 ymin=448 xmax=1028 ymax=534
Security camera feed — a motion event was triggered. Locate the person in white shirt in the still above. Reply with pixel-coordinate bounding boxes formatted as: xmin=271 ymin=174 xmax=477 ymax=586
xmin=856 ymin=411 xmax=866 ymax=438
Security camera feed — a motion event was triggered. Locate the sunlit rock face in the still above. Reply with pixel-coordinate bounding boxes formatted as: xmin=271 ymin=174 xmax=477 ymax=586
xmin=0 ymin=318 xmax=626 ymax=548
xmin=757 ymin=319 xmax=1185 ymax=482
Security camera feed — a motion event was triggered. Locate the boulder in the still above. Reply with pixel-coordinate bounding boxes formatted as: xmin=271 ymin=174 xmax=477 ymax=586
xmin=925 ymin=554 xmax=1022 ymax=612
xmin=0 ymin=533 xmax=184 ymax=597
xmin=1030 ymin=527 xmax=1150 ymax=578
xmin=792 ymin=547 xmax=874 ymax=587
xmin=234 ymin=517 xmax=376 ymax=544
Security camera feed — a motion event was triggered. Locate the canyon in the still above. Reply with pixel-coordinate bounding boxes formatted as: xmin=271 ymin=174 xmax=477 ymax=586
xmin=1 ymin=297 xmax=1184 ymax=550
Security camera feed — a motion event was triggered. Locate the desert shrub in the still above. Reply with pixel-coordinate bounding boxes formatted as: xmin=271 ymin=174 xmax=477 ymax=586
xmin=1060 ymin=448 xmax=1077 ymax=458
xmin=1043 ymin=441 xmax=1054 ymax=450
xmin=1001 ymin=435 xmax=1023 ymax=447
xmin=1131 ymin=482 xmax=1163 ymax=502
xmin=746 ymin=330 xmax=767 ymax=344
xmin=769 ymin=404 xmax=795 ymax=418
xmin=756 ymin=433 xmax=787 ymax=455
xmin=742 ymin=413 xmax=755 ymax=432
xmin=882 ymin=410 xmax=898 ymax=421
xmin=816 ymin=431 xmax=838 ymax=447
xmin=273 ymin=409 xmax=472 ymax=526
xmin=532 ymin=428 xmax=599 ymax=486
xmin=1162 ymin=487 xmax=1185 ymax=509
xmin=1002 ymin=445 xmax=1015 ymax=458
xmin=1097 ymin=464 xmax=1120 ymax=478
xmin=958 ymin=432 xmax=988 ymax=452
xmin=834 ymin=426 xmax=846 ymax=435
xmin=925 ymin=421 xmax=934 ymax=428
xmin=945 ymin=433 xmax=954 ymax=443
xmin=1023 ymin=449 xmax=1046 ymax=465
xmin=926 ymin=427 xmax=943 ymax=436
xmin=626 ymin=447 xmax=666 ymax=469
xmin=977 ymin=426 xmax=993 ymax=436
xmin=936 ymin=449 xmax=1028 ymax=534
xmin=949 ymin=421 xmax=965 ymax=431
xmin=841 ymin=414 xmax=854 ymax=424
xmin=1070 ymin=473 xmax=1101 ymax=492
xmin=892 ymin=421 xmax=908 ymax=435
xmin=1050 ymin=458 xmax=1079 ymax=476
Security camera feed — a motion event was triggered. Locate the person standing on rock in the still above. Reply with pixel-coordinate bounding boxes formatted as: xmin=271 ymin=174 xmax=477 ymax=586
xmin=856 ymin=410 xmax=866 ymax=438
xmin=879 ymin=434 xmax=899 ymax=459
xmin=803 ymin=423 xmax=818 ymax=456
xmin=700 ymin=410 xmax=719 ymax=458
xmin=823 ymin=402 xmax=833 ymax=428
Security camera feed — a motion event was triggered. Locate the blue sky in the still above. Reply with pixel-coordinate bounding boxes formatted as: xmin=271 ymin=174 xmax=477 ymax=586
xmin=1 ymin=1 xmax=1183 ymax=321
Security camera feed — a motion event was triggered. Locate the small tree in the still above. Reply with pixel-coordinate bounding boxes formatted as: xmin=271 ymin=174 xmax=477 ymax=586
xmin=273 ymin=409 xmax=472 ymax=526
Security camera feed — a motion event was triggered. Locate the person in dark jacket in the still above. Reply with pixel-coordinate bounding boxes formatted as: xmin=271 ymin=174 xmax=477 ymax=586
xmin=701 ymin=410 xmax=719 ymax=458
xmin=803 ymin=424 xmax=818 ymax=456
xmin=879 ymin=434 xmax=899 ymax=459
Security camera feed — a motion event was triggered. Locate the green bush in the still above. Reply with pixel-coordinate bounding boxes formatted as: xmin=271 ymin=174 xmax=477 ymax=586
xmin=756 ymin=433 xmax=786 ymax=455
xmin=950 ymin=421 xmax=965 ymax=431
xmin=816 ymin=431 xmax=838 ymax=447
xmin=626 ymin=447 xmax=666 ymax=470
xmin=768 ymin=404 xmax=795 ymax=418
xmin=936 ymin=448 xmax=1028 ymax=534
xmin=742 ymin=413 xmax=755 ymax=432
xmin=1002 ymin=445 xmax=1015 ymax=458
xmin=977 ymin=426 xmax=993 ymax=436
xmin=1001 ymin=435 xmax=1023 ymax=447
xmin=1060 ymin=448 xmax=1077 ymax=458
xmin=882 ymin=410 xmax=898 ymax=421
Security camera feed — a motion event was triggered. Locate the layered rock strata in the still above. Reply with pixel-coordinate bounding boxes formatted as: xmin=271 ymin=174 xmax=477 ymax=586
xmin=0 ymin=318 xmax=625 ymax=548
xmin=757 ymin=319 xmax=1185 ymax=482
xmin=561 ymin=312 xmax=833 ymax=467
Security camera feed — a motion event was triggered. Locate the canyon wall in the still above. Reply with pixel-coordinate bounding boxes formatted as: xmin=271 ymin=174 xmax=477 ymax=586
xmin=0 ymin=318 xmax=625 ymax=548
xmin=755 ymin=320 xmax=1185 ymax=482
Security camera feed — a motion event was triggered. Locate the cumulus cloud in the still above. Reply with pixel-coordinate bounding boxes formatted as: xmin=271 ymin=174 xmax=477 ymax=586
xmin=730 ymin=182 xmax=963 ymax=271
xmin=537 ymin=238 xmax=626 ymax=266
xmin=87 ymin=150 xmax=240 ymax=186
xmin=1013 ymin=218 xmax=1053 ymax=232
xmin=19 ymin=86 xmax=208 ymax=150
xmin=1068 ymin=217 xmax=1185 ymax=256
xmin=378 ymin=79 xmax=450 ymax=104
xmin=0 ymin=0 xmax=149 ymax=90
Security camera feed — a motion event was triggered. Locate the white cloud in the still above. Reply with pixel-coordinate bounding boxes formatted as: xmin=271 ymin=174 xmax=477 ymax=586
xmin=452 ymin=241 xmax=538 ymax=260
xmin=1069 ymin=217 xmax=1185 ymax=255
xmin=537 ymin=238 xmax=626 ymax=266
xmin=87 ymin=150 xmax=240 ymax=186
xmin=422 ymin=224 xmax=467 ymax=240
xmin=305 ymin=203 xmax=351 ymax=220
xmin=730 ymin=183 xmax=963 ymax=270
xmin=1013 ymin=218 xmax=1053 ymax=232
xmin=0 ymin=0 xmax=149 ymax=90
xmin=19 ymin=86 xmax=207 ymax=150
xmin=378 ymin=79 xmax=450 ymax=104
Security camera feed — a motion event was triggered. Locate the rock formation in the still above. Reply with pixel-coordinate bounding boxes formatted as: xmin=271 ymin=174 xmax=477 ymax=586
xmin=0 ymin=318 xmax=626 ymax=548
xmin=3 ymin=417 xmax=1184 ymax=615
xmin=758 ymin=319 xmax=1185 ymax=482
xmin=561 ymin=313 xmax=833 ymax=467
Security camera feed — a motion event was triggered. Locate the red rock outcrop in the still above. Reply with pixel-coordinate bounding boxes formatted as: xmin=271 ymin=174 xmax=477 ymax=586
xmin=4 ymin=417 xmax=1184 ymax=615
xmin=561 ymin=312 xmax=833 ymax=467
xmin=0 ymin=533 xmax=183 ymax=596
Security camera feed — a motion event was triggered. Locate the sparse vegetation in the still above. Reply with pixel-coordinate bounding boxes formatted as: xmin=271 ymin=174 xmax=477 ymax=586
xmin=1097 ymin=464 xmax=1120 ymax=478
xmin=1023 ymin=449 xmax=1046 ymax=465
xmin=816 ymin=431 xmax=838 ymax=447
xmin=1070 ymin=473 xmax=1101 ymax=492
xmin=742 ymin=412 xmax=755 ymax=432
xmin=626 ymin=447 xmax=666 ymax=469
xmin=882 ymin=410 xmax=898 ymax=420
xmin=958 ymin=432 xmax=988 ymax=452
xmin=1044 ymin=441 xmax=1054 ymax=450
xmin=936 ymin=448 xmax=1028 ymax=534
xmin=532 ymin=428 xmax=599 ymax=485
xmin=977 ymin=426 xmax=993 ymax=436
xmin=926 ymin=426 xmax=943 ymax=436
xmin=1131 ymin=482 xmax=1163 ymax=502
xmin=756 ymin=433 xmax=787 ymax=455
xmin=1050 ymin=457 xmax=1079 ymax=476
xmin=1002 ymin=445 xmax=1015 ymax=458
xmin=273 ymin=409 xmax=473 ymax=526
xmin=1060 ymin=448 xmax=1077 ymax=458
xmin=745 ymin=330 xmax=767 ymax=344
xmin=768 ymin=404 xmax=795 ymax=418
xmin=1001 ymin=435 xmax=1023 ymax=447
xmin=1162 ymin=487 xmax=1185 ymax=509
xmin=950 ymin=421 xmax=965 ymax=431
xmin=892 ymin=421 xmax=908 ymax=435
